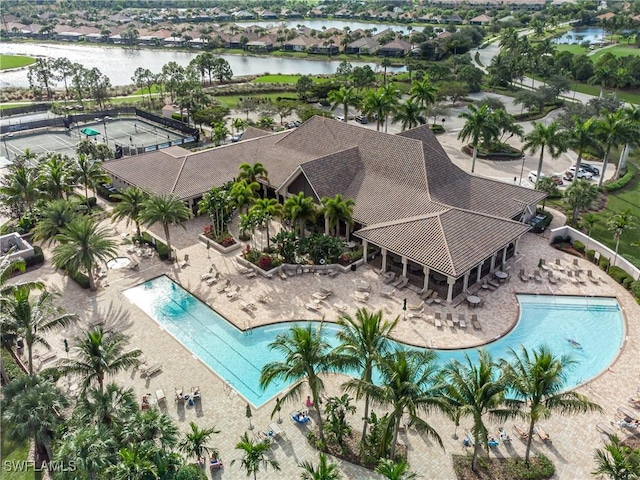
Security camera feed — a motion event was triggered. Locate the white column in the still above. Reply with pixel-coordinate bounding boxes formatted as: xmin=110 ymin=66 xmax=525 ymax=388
xmin=514 ymin=237 xmax=520 ymax=255
xmin=402 ymin=257 xmax=408 ymax=278
xmin=324 ymin=216 xmax=330 ymax=235
xmin=490 ymin=253 xmax=497 ymax=272
xmin=362 ymin=240 xmax=368 ymax=264
xmin=422 ymin=266 xmax=430 ymax=291
xmin=381 ymin=248 xmax=388 ymax=272
xmin=446 ymin=276 xmax=456 ymax=303
xmin=463 ymin=271 xmax=469 ymax=292
xmin=502 ymin=246 xmax=508 ymax=266
xmin=476 ymin=261 xmax=484 ymax=283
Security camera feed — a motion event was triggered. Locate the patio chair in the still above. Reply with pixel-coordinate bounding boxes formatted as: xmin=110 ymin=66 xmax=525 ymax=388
xmin=548 ymin=271 xmax=558 ymax=285
xmin=209 ymin=457 xmax=223 ymax=470
xmin=533 ymin=270 xmax=543 ymax=283
xmin=216 ymin=280 xmax=230 ymax=293
xmin=305 ymin=303 xmax=322 ymax=312
xmin=536 ymin=426 xmax=552 ymax=444
xmin=420 ymin=289 xmax=434 ymax=300
xmin=513 ymin=424 xmax=529 ymax=439
xmin=540 ymin=259 xmax=549 ymax=271
xmin=245 ymin=270 xmax=257 ymax=278
xmin=257 ymin=294 xmax=272 ymax=304
xmin=333 ymin=303 xmax=348 ymax=312
xmin=328 ymin=269 xmax=339 ymax=277
xmin=383 ymin=272 xmax=396 ymax=284
xmin=587 ymin=270 xmax=600 ymax=284
xmin=596 ymin=422 xmax=616 ymax=441
xmin=471 ymin=314 xmax=482 ymax=331
xmin=353 ymin=291 xmax=369 ymax=303
xmin=255 ymin=430 xmax=273 ymax=445
xmin=488 ymin=279 xmax=500 ymax=289
xmin=445 ymin=313 xmax=454 ymax=328
xmin=458 ymin=314 xmax=467 ymax=329
xmin=175 ymin=387 xmax=184 ymax=402
xmin=391 ymin=276 xmax=403 ymax=287
xmin=191 ymin=386 xmax=201 ymax=400
xmin=155 ymin=388 xmax=166 ymax=405
xmin=426 ymin=291 xmax=439 ymax=305
xmin=320 ymin=287 xmax=334 ymax=295
xmin=142 ymin=363 xmax=162 ymax=377
xmin=554 ymin=259 xmax=565 ymax=272
xmin=567 ymin=271 xmax=579 ymax=285
xmin=380 ymin=287 xmax=395 ymax=298
xmin=395 ymin=276 xmax=409 ymax=290
xmin=434 ymin=312 xmax=443 ymax=328
xmin=180 ymin=254 xmax=189 ymax=268
xmin=477 ymin=298 xmax=486 ymax=308
xmin=408 ymin=311 xmax=423 ymax=319
xmin=408 ymin=300 xmax=424 ymax=311
xmin=356 ymin=280 xmax=371 ymax=292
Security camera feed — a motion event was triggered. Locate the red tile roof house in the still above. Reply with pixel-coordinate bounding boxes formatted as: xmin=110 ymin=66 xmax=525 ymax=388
xmin=103 ymin=117 xmax=543 ymax=302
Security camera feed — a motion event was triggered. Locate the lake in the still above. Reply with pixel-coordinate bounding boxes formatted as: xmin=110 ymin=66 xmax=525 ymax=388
xmin=0 ymin=42 xmax=406 ymax=89
xmin=553 ymin=27 xmax=605 ymax=45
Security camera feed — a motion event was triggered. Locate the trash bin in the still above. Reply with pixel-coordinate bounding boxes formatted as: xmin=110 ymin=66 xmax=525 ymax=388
xmin=351 ymin=264 xmax=357 ymax=271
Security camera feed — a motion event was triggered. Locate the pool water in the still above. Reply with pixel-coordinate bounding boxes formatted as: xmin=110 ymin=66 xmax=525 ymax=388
xmin=124 ymin=276 xmax=624 ymax=407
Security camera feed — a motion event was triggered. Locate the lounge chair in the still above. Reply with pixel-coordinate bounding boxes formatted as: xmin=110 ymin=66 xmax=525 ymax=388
xmin=537 ymin=426 xmax=552 ymax=444
xmin=555 ymin=259 xmax=565 ymax=271
xmin=596 ymin=422 xmax=616 ymax=440
xmin=312 ymin=292 xmax=330 ymax=301
xmin=395 ymin=276 xmax=409 ymax=290
xmin=333 ymin=303 xmax=348 ymax=312
xmin=290 ymin=410 xmax=311 ymax=425
xmin=320 ymin=287 xmax=333 ymax=295
xmin=458 ymin=314 xmax=467 ymax=329
xmin=408 ymin=300 xmax=424 ymax=311
xmin=567 ymin=271 xmax=579 ymax=285
xmin=353 ymin=291 xmax=369 ymax=303
xmin=175 ymin=387 xmax=185 ymax=402
xmin=155 ymin=388 xmax=166 ymax=405
xmin=426 ymin=291 xmax=439 ymax=305
xmin=434 ymin=312 xmax=443 ymax=328
xmin=327 ymin=269 xmax=338 ymax=277
xmin=471 ymin=314 xmax=482 ymax=331
xmin=279 ymin=270 xmax=287 ymax=280
xmin=216 ymin=280 xmax=230 ymax=293
xmin=240 ymin=301 xmax=255 ymax=312
xmin=201 ymin=272 xmax=214 ymax=281
xmin=540 ymin=259 xmax=549 ymax=271
xmin=548 ymin=271 xmax=557 ymax=284
xmin=306 ymin=303 xmax=322 ymax=312
xmin=143 ymin=363 xmax=162 ymax=377
xmin=587 ymin=270 xmax=600 ymax=284
xmin=180 ymin=254 xmax=189 ymax=268
xmin=191 ymin=386 xmax=201 ymax=400
xmin=245 ymin=270 xmax=257 ymax=278
xmin=488 ymin=279 xmax=500 ymax=288
xmin=533 ymin=270 xmax=543 ymax=283
xmin=356 ymin=280 xmax=371 ymax=292
xmin=420 ymin=289 xmax=434 ymax=300
xmin=381 ymin=287 xmax=395 ymax=298
xmin=226 ymin=287 xmax=240 ymax=299
xmin=383 ymin=272 xmax=396 ymax=284
xmin=408 ymin=311 xmax=423 ymax=319
xmin=257 ymin=294 xmax=272 ymax=304
xmin=445 ymin=313 xmax=454 ymax=328
xmin=513 ymin=424 xmax=529 ymax=439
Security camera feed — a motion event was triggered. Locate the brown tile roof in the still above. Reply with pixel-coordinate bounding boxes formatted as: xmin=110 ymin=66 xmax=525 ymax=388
xmin=241 ymin=126 xmax=272 ymax=141
xmin=355 ymin=209 xmax=529 ymax=277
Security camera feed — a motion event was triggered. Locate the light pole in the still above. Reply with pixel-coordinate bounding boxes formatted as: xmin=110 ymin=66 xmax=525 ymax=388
xmin=519 ymin=153 xmax=526 ymax=186
xmin=2 ymin=133 xmax=13 ymax=162
xmin=95 ymin=116 xmax=111 ymax=144
xmin=441 ymin=118 xmax=446 ymax=131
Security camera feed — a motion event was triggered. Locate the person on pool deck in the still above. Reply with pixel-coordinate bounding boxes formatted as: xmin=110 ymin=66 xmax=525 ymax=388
xmin=305 ymin=395 xmax=314 ymax=408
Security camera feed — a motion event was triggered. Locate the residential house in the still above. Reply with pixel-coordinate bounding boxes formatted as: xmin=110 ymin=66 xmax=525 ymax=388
xmin=469 ymin=14 xmax=492 ymax=25
xmin=378 ymin=39 xmax=411 ymax=57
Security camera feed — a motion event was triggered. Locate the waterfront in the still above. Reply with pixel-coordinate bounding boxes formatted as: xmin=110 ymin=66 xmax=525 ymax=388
xmin=0 ymin=42 xmax=405 ymax=89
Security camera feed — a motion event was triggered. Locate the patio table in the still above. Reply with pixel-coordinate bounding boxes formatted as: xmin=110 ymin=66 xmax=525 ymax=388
xmin=467 ymin=295 xmax=481 ymax=307
xmin=495 ymin=271 xmax=508 ymax=281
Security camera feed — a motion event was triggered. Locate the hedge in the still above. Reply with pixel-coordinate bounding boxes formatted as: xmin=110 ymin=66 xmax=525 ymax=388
xmin=140 ymin=232 xmax=170 ymax=260
xmin=24 ymin=245 xmax=44 ymax=267
xmin=573 ymin=240 xmax=585 ymax=254
xmin=599 ymin=256 xmax=610 ymax=271
xmin=631 ymin=280 xmax=640 ymax=299
xmin=586 ymin=249 xmax=596 ymax=262
xmin=608 ymin=266 xmax=632 ymax=287
xmin=603 ymin=164 xmax=636 ymax=192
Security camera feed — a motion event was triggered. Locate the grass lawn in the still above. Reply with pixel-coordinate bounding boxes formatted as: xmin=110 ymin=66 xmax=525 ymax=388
xmin=590 ymin=44 xmax=640 ymax=62
xmin=0 ymin=54 xmax=36 ymax=70
xmin=1 ymin=426 xmax=42 ymax=480
xmin=554 ymin=44 xmax=589 ymax=55
xmin=215 ymin=92 xmax=298 ymax=109
xmin=132 ymin=84 xmax=162 ymax=95
xmin=572 ymin=82 xmax=640 ymax=105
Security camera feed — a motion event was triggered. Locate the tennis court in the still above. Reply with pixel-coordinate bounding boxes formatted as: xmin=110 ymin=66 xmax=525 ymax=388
xmin=1 ymin=118 xmax=189 ymax=165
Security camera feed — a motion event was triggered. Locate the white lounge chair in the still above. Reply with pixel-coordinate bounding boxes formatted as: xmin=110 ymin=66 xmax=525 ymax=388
xmin=434 ymin=313 xmax=442 ymax=328
xmin=471 ymin=314 xmax=482 ymax=330
xmin=458 ymin=314 xmax=467 ymax=329
xmin=333 ymin=303 xmax=348 ymax=312
xmin=408 ymin=311 xmax=422 ymax=319
xmin=353 ymin=291 xmax=369 ymax=303
xmin=408 ymin=300 xmax=424 ymax=311
xmin=306 ymin=303 xmax=322 ymax=312
xmin=380 ymin=287 xmax=395 ymax=298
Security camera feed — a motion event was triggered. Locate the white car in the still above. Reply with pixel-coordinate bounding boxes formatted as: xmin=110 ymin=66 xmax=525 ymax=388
xmin=528 ymin=170 xmax=545 ymax=183
xmin=566 ymin=166 xmax=593 ymax=180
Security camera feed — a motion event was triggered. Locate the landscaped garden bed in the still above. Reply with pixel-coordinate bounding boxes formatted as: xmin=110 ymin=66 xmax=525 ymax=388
xmin=453 ymin=453 xmax=555 ymax=480
xmin=199 ymin=227 xmax=241 ymax=254
xmin=462 ymin=144 xmax=523 ymax=160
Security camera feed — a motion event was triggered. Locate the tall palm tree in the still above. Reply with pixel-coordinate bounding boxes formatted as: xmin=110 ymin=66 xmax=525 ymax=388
xmin=523 ymin=121 xmax=568 ymax=188
xmin=375 ymin=458 xmax=419 ymax=480
xmin=260 ymin=324 xmax=341 ymax=443
xmin=565 ymin=179 xmax=599 ymax=227
xmin=231 ymin=432 xmax=281 ymax=480
xmin=0 ymin=286 xmax=79 ymax=375
xmin=249 ymin=198 xmax=283 ymax=251
xmin=409 ymin=76 xmax=438 ymax=110
xmin=589 ymin=64 xmax=617 ymax=98
xmin=581 ymin=213 xmax=599 ymax=252
xmin=74 ymin=383 xmax=138 ymax=430
xmin=109 ymin=447 xmax=159 ymax=480
xmin=56 ymin=328 xmax=142 ymax=393
xmin=607 ymin=209 xmax=635 ymax=268
xmin=380 ymin=84 xmax=402 ymax=133
xmin=501 ymin=345 xmax=603 ymax=462
xmin=381 ymin=58 xmax=392 ymax=85
xmin=616 ymin=106 xmax=640 ymax=179
xmin=0 ymin=162 xmax=41 ymax=216
xmin=440 ymin=351 xmax=512 ymax=471
xmin=179 ymin=421 xmax=220 ymax=462
xmin=75 ymin=153 xmax=108 ymax=203
xmin=594 ymin=110 xmax=637 ymax=187
xmin=111 ymin=186 xmax=149 ymax=239
xmin=1 ymin=375 xmax=69 ymax=467
xmin=139 ymin=193 xmax=191 ymax=261
xmin=321 ymin=194 xmax=355 ymax=238
xmin=122 ymin=407 xmax=179 ymax=452
xmin=592 ymin=435 xmax=640 ymax=480
xmin=336 ymin=308 xmax=398 ymax=441
xmin=230 ymin=179 xmax=260 ymax=215
xmin=566 ymin=116 xmax=601 ymax=178
xmin=31 ymin=198 xmax=80 ymax=245
xmin=328 ymin=86 xmax=359 ymax=123
xmin=393 ymin=99 xmax=427 ymax=131
xmin=39 ymin=153 xmax=75 ymax=200
xmin=299 ymin=452 xmax=342 ymax=480
xmin=55 ymin=425 xmax=118 ymax=479
xmin=52 ymin=216 xmax=118 ymax=291
xmin=361 ymin=86 xmax=400 ymax=132
xmin=458 ymin=104 xmax=500 ymax=173
xmin=284 ymin=192 xmax=317 ymax=238
xmin=360 ymin=349 xmax=446 ymax=459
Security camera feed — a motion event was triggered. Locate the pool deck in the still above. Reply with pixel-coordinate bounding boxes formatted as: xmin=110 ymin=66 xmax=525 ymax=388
xmin=19 ymin=210 xmax=640 ymax=480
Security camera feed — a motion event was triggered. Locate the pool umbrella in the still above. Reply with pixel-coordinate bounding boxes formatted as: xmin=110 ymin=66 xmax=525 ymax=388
xmin=80 ymin=127 xmax=100 ymax=136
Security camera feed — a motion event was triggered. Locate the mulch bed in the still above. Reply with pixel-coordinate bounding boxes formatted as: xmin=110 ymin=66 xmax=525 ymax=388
xmin=452 ymin=454 xmax=554 ymax=480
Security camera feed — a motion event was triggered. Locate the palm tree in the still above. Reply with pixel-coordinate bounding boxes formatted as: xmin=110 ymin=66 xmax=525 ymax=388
xmin=231 ymin=179 xmax=260 ymax=214
xmin=458 ymin=105 xmax=500 ymax=173
xmin=594 ymin=110 xmax=637 ymax=187
xmin=284 ymin=192 xmax=317 ymax=238
xmin=566 ymin=116 xmax=601 ymax=179
xmin=616 ymin=106 xmax=640 ymax=179
xmin=123 ymin=407 xmax=179 ymax=452
xmin=1 ymin=375 xmax=69 ymax=467
xmin=409 ymin=76 xmax=438 ymax=110
xmin=0 ymin=255 xmax=42 ymax=299
xmin=238 ymin=162 xmax=269 ymax=196
xmin=592 ymin=435 xmax=640 ymax=480
xmin=523 ymin=121 xmax=568 ymax=188
xmin=328 ymin=86 xmax=359 ymax=123
xmin=321 ymin=194 xmax=355 ymax=238
xmin=231 ymin=432 xmax=280 ymax=480
xmin=336 ymin=308 xmax=398 ymax=441
xmin=111 ymin=186 xmax=149 ymax=239
xmin=109 ymin=447 xmax=159 ymax=480
xmin=440 ymin=351 xmax=512 ymax=471
xmin=179 ymin=421 xmax=220 ymax=463
xmin=381 ymin=57 xmax=392 ymax=85
xmin=0 ymin=163 xmax=41 ymax=216
xmin=260 ymin=324 xmax=341 ymax=443
xmin=361 ymin=86 xmax=399 ymax=132
xmin=39 ymin=153 xmax=75 ymax=200
xmin=0 ymin=286 xmax=79 ymax=375
xmin=299 ymin=453 xmax=342 ymax=480
xmin=249 ymin=198 xmax=283 ymax=251
xmin=360 ymin=349 xmax=446 ymax=459
xmin=589 ymin=64 xmax=617 ymax=98
xmin=375 ymin=458 xmax=419 ymax=480
xmin=501 ymin=345 xmax=603 ymax=462
xmin=232 ymin=117 xmax=248 ymax=134
xmin=55 ymin=425 xmax=118 ymax=479
xmin=52 ymin=216 xmax=118 ymax=291
xmin=380 ymin=84 xmax=402 ymax=133
xmin=393 ymin=99 xmax=427 ymax=131
xmin=74 ymin=383 xmax=138 ymax=429
xmin=31 ymin=198 xmax=80 ymax=245
xmin=139 ymin=193 xmax=191 ymax=261
xmin=56 ymin=328 xmax=142 ymax=392
xmin=75 ymin=153 xmax=108 ymax=203
xmin=581 ymin=213 xmax=599 ymax=252
xmin=607 ymin=209 xmax=635 ymax=268
xmin=564 ymin=179 xmax=599 ymax=227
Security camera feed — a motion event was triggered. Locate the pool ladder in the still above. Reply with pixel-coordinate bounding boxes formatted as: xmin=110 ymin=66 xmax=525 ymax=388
xmin=243 ymin=320 xmax=253 ymax=336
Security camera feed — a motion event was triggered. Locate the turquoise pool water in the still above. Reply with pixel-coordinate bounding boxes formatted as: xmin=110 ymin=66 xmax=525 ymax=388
xmin=124 ymin=275 xmax=625 ymax=407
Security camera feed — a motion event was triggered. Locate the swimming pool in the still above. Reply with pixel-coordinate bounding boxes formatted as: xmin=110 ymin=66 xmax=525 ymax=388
xmin=123 ymin=275 xmax=625 ymax=407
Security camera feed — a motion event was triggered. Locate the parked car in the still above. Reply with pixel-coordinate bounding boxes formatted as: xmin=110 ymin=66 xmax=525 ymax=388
xmin=355 ymin=115 xmax=368 ymax=124
xmin=572 ymin=163 xmax=600 ymax=176
xmin=528 ymin=170 xmax=545 ymax=183
xmin=230 ymin=133 xmax=243 ymax=142
xmin=101 ymin=182 xmax=118 ymax=194
xmin=528 ymin=214 xmax=548 ymax=233
xmin=565 ymin=166 xmax=593 ymax=180
xmin=550 ymin=175 xmax=564 ymax=186
xmin=335 ymin=115 xmax=344 ymax=121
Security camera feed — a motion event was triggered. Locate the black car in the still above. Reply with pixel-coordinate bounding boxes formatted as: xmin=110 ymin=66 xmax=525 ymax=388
xmin=528 ymin=214 xmax=548 ymax=233
xmin=579 ymin=163 xmax=600 ymax=176
xmin=355 ymin=115 xmax=368 ymax=124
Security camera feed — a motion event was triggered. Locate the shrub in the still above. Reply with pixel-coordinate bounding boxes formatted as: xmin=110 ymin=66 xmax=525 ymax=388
xmin=216 ymin=232 xmax=235 ymax=247
xmin=608 ymin=266 xmax=632 ymax=286
xmin=171 ymin=113 xmax=187 ymax=122
xmin=69 ymin=269 xmax=90 ymax=289
xmin=586 ymin=249 xmax=595 ymax=262
xmin=506 ymin=454 xmax=555 ymax=479
xmin=552 ymin=235 xmax=564 ymax=245
xmin=631 ymin=280 xmax=640 ymax=299
xmin=603 ymin=164 xmax=636 ymax=192
xmin=140 ymin=232 xmax=170 ymax=260
xmin=258 ymin=255 xmax=272 ymax=271
xmin=599 ymin=256 xmax=610 ymax=271
xmin=623 ymin=277 xmax=633 ymax=290
xmin=25 ymin=246 xmax=44 ymax=267
xmin=1 ymin=348 xmax=26 ymax=381
xmin=573 ymin=240 xmax=585 ymax=254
